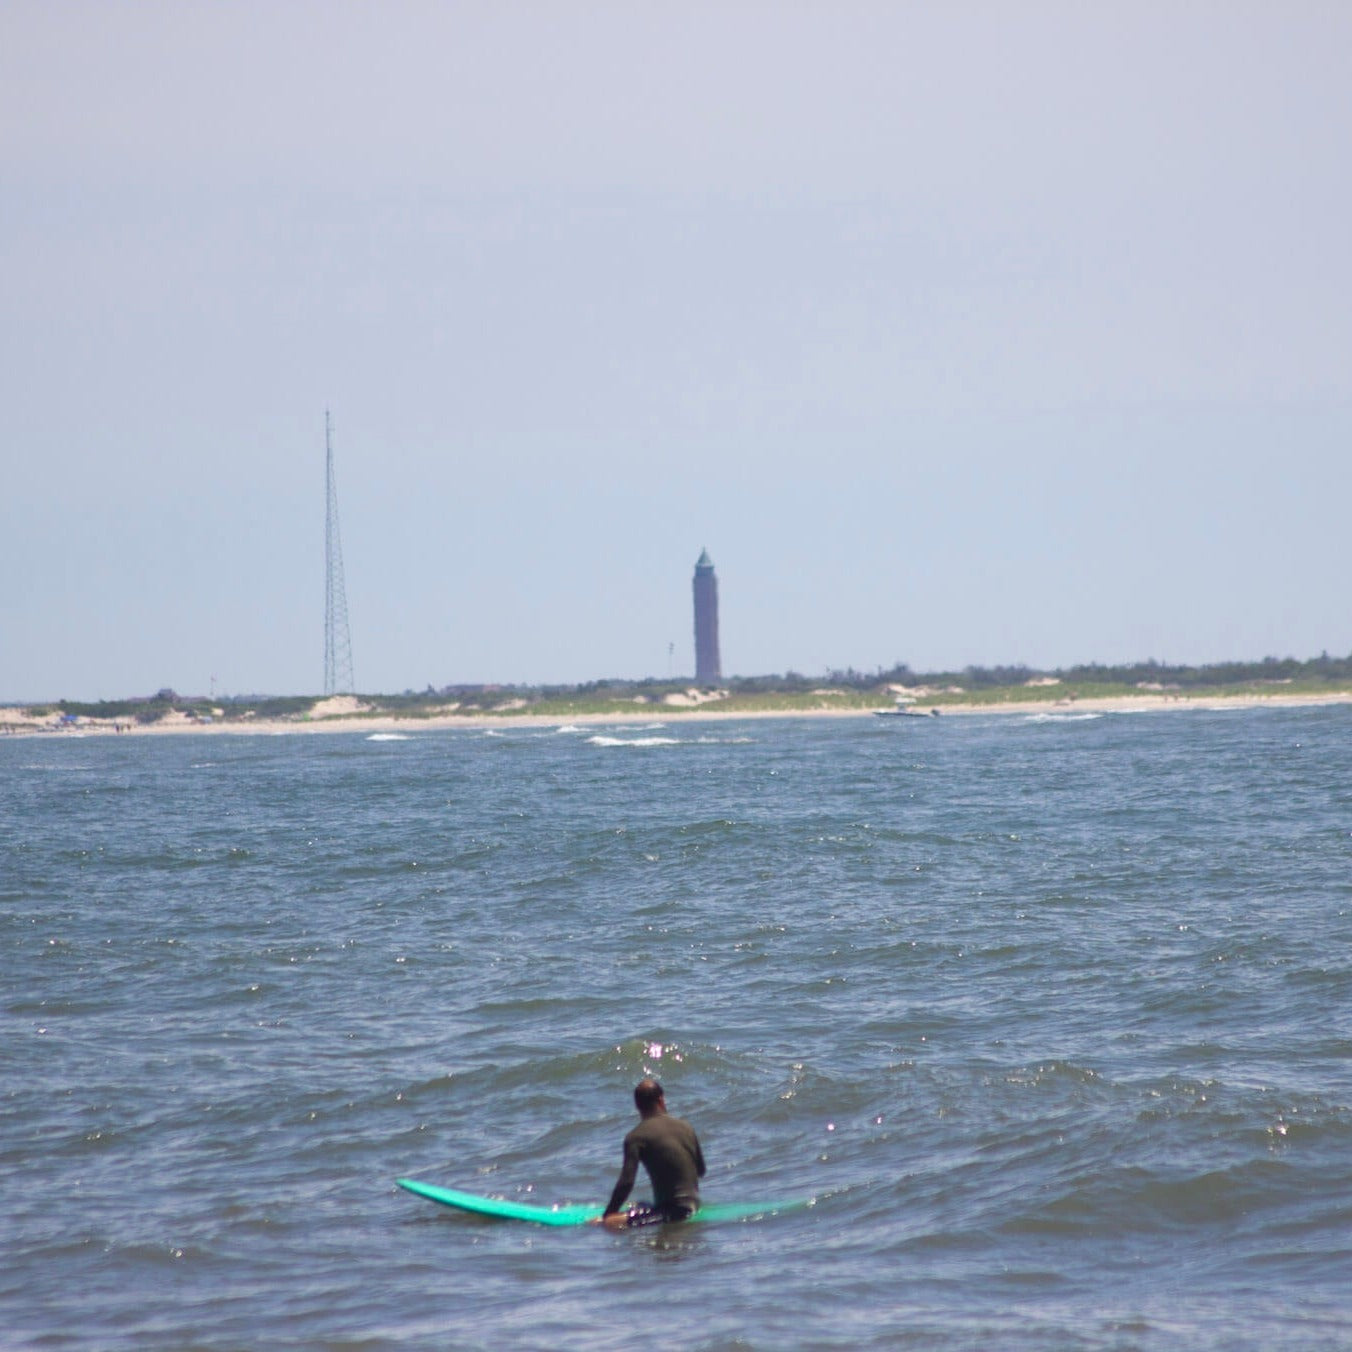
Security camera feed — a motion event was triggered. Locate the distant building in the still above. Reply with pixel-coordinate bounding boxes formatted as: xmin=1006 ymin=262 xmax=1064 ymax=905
xmin=693 ymin=548 xmax=721 ymax=684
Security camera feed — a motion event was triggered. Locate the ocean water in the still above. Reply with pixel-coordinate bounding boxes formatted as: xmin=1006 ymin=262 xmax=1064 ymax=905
xmin=3 ymin=707 xmax=1351 ymax=1350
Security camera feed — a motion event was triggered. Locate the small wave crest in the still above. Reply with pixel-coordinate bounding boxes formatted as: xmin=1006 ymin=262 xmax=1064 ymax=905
xmin=587 ymin=735 xmax=681 ymax=748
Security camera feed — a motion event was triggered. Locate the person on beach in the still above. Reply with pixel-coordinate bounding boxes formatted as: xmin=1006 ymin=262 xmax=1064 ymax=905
xmin=595 ymin=1078 xmax=706 ymax=1228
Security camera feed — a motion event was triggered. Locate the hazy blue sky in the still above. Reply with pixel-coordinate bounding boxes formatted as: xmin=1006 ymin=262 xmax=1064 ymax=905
xmin=3 ymin=1 xmax=1349 ymax=701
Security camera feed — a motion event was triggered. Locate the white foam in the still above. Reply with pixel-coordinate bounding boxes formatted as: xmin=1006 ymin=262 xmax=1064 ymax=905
xmin=1024 ymin=712 xmax=1102 ymax=723
xmin=367 ymin=733 xmax=411 ymax=741
xmin=586 ymin=735 xmax=681 ymax=748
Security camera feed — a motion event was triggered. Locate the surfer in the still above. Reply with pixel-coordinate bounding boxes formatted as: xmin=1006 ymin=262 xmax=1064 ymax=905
xmin=595 ymin=1078 xmax=706 ymax=1229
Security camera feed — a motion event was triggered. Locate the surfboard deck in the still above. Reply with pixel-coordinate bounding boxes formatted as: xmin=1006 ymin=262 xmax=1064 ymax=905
xmin=396 ymin=1178 xmax=810 ymax=1227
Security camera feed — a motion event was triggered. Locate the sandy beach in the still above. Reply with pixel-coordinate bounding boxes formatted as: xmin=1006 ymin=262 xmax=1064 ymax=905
xmin=4 ymin=689 xmax=1352 ymax=739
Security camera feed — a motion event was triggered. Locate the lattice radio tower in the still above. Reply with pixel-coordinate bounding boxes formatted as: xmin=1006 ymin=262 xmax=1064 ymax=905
xmin=323 ymin=410 xmax=355 ymax=695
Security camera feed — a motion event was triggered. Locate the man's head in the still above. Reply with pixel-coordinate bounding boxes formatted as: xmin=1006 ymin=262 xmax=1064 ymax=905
xmin=634 ymin=1078 xmax=665 ymax=1116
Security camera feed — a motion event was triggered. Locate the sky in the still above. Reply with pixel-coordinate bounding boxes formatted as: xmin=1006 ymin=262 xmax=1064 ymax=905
xmin=3 ymin=1 xmax=1350 ymax=701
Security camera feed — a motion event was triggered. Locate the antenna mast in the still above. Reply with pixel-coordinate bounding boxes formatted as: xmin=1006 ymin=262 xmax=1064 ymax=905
xmin=323 ymin=410 xmax=355 ymax=695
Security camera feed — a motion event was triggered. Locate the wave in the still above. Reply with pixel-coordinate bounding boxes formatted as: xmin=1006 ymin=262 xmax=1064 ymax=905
xmin=1024 ymin=712 xmax=1103 ymax=723
xmin=587 ymin=735 xmax=682 ymax=747
xmin=366 ymin=733 xmax=411 ymax=742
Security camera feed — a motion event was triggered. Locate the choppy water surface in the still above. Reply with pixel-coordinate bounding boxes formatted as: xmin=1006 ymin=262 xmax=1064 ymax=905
xmin=3 ymin=708 xmax=1351 ymax=1349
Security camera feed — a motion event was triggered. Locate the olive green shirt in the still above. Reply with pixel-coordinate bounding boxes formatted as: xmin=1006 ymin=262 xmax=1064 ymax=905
xmin=604 ymin=1114 xmax=706 ymax=1215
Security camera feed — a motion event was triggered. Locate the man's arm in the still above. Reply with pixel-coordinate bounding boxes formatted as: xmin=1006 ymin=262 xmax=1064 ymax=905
xmin=603 ymin=1139 xmax=640 ymax=1217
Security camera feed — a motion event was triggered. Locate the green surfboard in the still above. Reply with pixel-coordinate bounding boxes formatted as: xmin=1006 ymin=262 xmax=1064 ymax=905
xmin=396 ymin=1178 xmax=810 ymax=1227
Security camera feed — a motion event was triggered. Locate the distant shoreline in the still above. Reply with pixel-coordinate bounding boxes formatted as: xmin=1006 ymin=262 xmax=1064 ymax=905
xmin=4 ymin=689 xmax=1352 ymax=739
